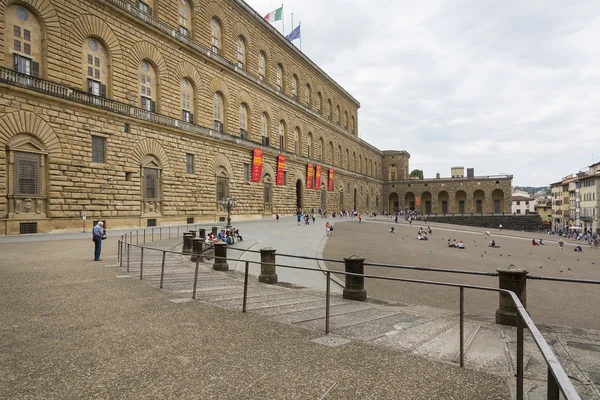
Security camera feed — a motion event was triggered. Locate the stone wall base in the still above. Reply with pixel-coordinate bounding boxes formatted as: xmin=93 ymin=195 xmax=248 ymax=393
xmin=425 ymin=215 xmax=544 ymax=232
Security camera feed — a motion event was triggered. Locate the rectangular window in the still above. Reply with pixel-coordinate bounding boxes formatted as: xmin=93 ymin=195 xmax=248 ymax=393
xmin=180 ymin=26 xmax=189 ymax=37
xmin=88 ymin=54 xmax=93 ymax=64
xmin=244 ymin=164 xmax=250 ymax=181
xmin=144 ymin=168 xmax=159 ymax=199
xmin=264 ymin=183 xmax=272 ymax=204
xmin=87 ymin=67 xmax=93 ymax=77
xmin=23 ymin=43 xmax=30 ymax=55
xmin=182 ymin=110 xmax=193 ymax=123
xmin=24 ymin=29 xmax=30 ymax=41
xmin=14 ymin=151 xmax=42 ymax=195
xmin=91 ymin=135 xmax=106 ymax=163
xmin=94 ymin=69 xmax=100 ymax=79
xmin=137 ymin=1 xmax=151 ymax=15
xmin=95 ymin=57 xmax=100 ymax=67
xmin=14 ymin=39 xmax=21 ymax=52
xmin=279 ymin=135 xmax=284 ymax=151
xmin=516 ymin=209 xmax=521 ymax=214
xmin=14 ymin=55 xmax=31 ymax=75
xmin=216 ymin=177 xmax=228 ymax=201
xmin=14 ymin=25 xmax=20 ymax=37
xmin=185 ymin=153 xmax=194 ymax=174
xmin=283 ymin=171 xmax=287 ymax=186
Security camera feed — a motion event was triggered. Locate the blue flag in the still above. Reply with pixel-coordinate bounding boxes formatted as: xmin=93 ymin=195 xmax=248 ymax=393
xmin=286 ymin=24 xmax=301 ymax=42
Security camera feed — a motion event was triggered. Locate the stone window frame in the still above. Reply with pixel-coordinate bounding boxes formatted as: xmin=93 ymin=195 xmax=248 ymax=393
xmin=291 ymin=74 xmax=298 ymax=99
xmin=258 ymin=50 xmax=267 ymax=81
xmin=91 ymin=134 xmax=106 ymax=164
xmin=276 ymin=63 xmax=284 ymax=91
xmin=211 ymin=17 xmax=222 ymax=54
xmin=213 ymin=91 xmax=225 ymax=132
xmin=6 ymin=4 xmax=43 ymax=78
xmin=181 ymin=78 xmax=194 ymax=123
xmin=179 ymin=0 xmax=193 ymax=37
xmin=142 ymin=155 xmax=162 ymax=201
xmin=185 ymin=152 xmax=195 ymax=175
xmin=236 ymin=35 xmax=246 ymax=69
xmin=239 ymin=103 xmax=249 ymax=137
xmin=305 ymin=83 xmax=311 ymax=108
xmin=278 ymin=120 xmax=286 ymax=152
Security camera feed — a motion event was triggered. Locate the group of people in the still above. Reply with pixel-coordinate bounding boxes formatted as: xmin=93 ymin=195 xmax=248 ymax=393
xmin=206 ymin=228 xmax=242 ymax=245
xmin=447 ymin=239 xmax=465 ymax=249
xmin=416 ymin=226 xmax=432 ymax=240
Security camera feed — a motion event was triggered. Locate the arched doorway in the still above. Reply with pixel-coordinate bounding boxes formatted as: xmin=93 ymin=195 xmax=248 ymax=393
xmin=438 ymin=191 xmax=449 ymax=214
xmin=389 ymin=193 xmax=399 ymax=213
xmin=492 ymin=189 xmax=504 ymax=213
xmin=405 ymin=192 xmax=415 ymax=211
xmin=474 ymin=189 xmax=485 ymax=214
xmin=295 ymin=179 xmax=302 ymax=212
xmin=421 ymin=191 xmax=432 ymax=214
xmin=455 ymin=190 xmax=466 ymax=214
xmin=353 ymin=188 xmax=357 ymax=211
xmin=321 ymin=185 xmax=327 ymax=211
xmin=339 ymin=190 xmax=344 ymax=211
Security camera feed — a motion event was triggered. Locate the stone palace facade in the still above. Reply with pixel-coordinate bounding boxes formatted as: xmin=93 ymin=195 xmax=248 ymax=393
xmin=0 ymin=0 xmax=511 ymax=234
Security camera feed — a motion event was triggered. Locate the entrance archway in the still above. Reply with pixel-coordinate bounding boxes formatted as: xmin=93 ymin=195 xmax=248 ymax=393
xmin=353 ymin=188 xmax=357 ymax=211
xmin=421 ymin=191 xmax=432 ymax=214
xmin=296 ymin=179 xmax=303 ymax=212
xmin=438 ymin=191 xmax=449 ymax=214
xmin=389 ymin=193 xmax=399 ymax=213
xmin=455 ymin=190 xmax=467 ymax=213
xmin=474 ymin=189 xmax=485 ymax=214
xmin=492 ymin=189 xmax=504 ymax=213
xmin=405 ymin=192 xmax=415 ymax=211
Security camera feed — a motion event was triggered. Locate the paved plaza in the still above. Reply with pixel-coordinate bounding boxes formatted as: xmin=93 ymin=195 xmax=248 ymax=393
xmin=2 ymin=216 xmax=600 ymax=399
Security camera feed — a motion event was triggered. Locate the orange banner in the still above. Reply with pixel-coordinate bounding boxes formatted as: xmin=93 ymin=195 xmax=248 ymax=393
xmin=306 ymin=163 xmax=314 ymax=189
xmin=276 ymin=154 xmax=285 ymax=186
xmin=251 ymin=148 xmax=263 ymax=182
xmin=328 ymin=169 xmax=334 ymax=191
xmin=315 ymin=165 xmax=321 ymax=190
xmin=415 ymin=196 xmax=421 ymax=208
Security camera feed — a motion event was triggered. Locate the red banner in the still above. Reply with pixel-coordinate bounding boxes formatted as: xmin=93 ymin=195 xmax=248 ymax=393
xmin=306 ymin=163 xmax=314 ymax=189
xmin=415 ymin=196 xmax=421 ymax=208
xmin=315 ymin=165 xmax=321 ymax=190
xmin=251 ymin=148 xmax=263 ymax=182
xmin=276 ymin=154 xmax=285 ymax=186
xmin=328 ymin=168 xmax=334 ymax=191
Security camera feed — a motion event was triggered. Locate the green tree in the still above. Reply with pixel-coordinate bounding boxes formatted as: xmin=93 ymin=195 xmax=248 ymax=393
xmin=409 ymin=169 xmax=424 ymax=180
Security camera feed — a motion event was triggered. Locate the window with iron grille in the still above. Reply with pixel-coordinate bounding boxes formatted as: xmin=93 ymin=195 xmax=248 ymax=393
xmin=144 ymin=168 xmax=159 ymax=199
xmin=217 ymin=177 xmax=228 ymax=201
xmin=264 ymin=183 xmax=272 ymax=204
xmin=186 ymin=153 xmax=194 ymax=174
xmin=20 ymin=222 xmax=37 ymax=234
xmin=244 ymin=164 xmax=250 ymax=181
xmin=91 ymin=136 xmax=105 ymax=163
xmin=14 ymin=151 xmax=42 ymax=195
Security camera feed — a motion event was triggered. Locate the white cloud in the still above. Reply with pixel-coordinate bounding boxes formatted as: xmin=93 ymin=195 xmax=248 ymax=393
xmin=247 ymin=0 xmax=600 ymax=185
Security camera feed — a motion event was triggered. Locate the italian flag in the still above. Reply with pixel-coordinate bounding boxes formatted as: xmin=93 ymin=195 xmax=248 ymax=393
xmin=264 ymin=6 xmax=282 ymax=22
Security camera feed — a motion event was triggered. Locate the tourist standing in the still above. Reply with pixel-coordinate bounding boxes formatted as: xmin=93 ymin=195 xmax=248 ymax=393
xmin=558 ymin=239 xmax=564 ymax=253
xmin=92 ymin=221 xmax=104 ymax=261
xmin=499 ymin=224 xmax=503 ymax=231
xmin=276 ymin=212 xmax=279 ymax=223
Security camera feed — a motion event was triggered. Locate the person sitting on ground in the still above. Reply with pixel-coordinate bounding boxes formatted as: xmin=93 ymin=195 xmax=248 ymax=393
xmin=485 ymin=230 xmax=491 ymax=236
xmin=447 ymin=239 xmax=454 ymax=247
xmin=235 ymin=228 xmax=243 ymax=242
xmin=389 ymin=226 xmax=396 ymax=233
xmin=539 ymin=239 xmax=544 ymax=245
xmin=532 ymin=239 xmax=540 ymax=246
xmin=574 ymin=245 xmax=583 ymax=252
xmin=452 ymin=239 xmax=458 ymax=248
xmin=489 ymin=240 xmax=500 ymax=248
xmin=427 ymin=226 xmax=432 ymax=234
xmin=417 ymin=233 xmax=422 ymax=240
xmin=458 ymin=240 xmax=465 ymax=249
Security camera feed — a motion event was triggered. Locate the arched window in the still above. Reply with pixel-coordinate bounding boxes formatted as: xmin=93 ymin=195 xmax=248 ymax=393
xmin=258 ymin=51 xmax=266 ymax=81
xmin=211 ymin=17 xmax=221 ymax=54
xmin=336 ymin=105 xmax=341 ymax=125
xmin=305 ymin=84 xmax=311 ymax=107
xmin=276 ymin=63 xmax=283 ymax=91
xmin=216 ymin=172 xmax=229 ymax=202
xmin=139 ymin=60 xmax=157 ymax=112
xmin=307 ymin=133 xmax=313 ymax=159
xmin=345 ymin=149 xmax=349 ymax=169
xmin=291 ymin=74 xmax=298 ymax=99
xmin=237 ymin=36 xmax=246 ymax=69
xmin=278 ymin=120 xmax=286 ymax=152
xmin=319 ymin=137 xmax=324 ymax=161
xmin=317 ymin=92 xmax=323 ymax=114
xmin=142 ymin=155 xmax=162 ymax=214
xmin=264 ymin=174 xmax=273 ymax=212
xmin=328 ymin=142 xmax=334 ymax=164
xmin=181 ymin=78 xmax=194 ymax=123
xmin=213 ymin=92 xmax=224 ymax=132
xmin=6 ymin=5 xmax=42 ymax=77
xmin=260 ymin=112 xmax=269 ymax=146
xmin=327 ymin=99 xmax=333 ymax=121
xmin=390 ymin=164 xmax=397 ymax=181
xmin=337 ymin=145 xmax=342 ymax=167
xmin=82 ymin=38 xmax=108 ymax=97
xmin=179 ymin=0 xmax=192 ymax=37
xmin=351 ymin=115 xmax=356 ymax=134
xmin=294 ymin=127 xmax=300 ymax=155
xmin=137 ymin=0 xmax=155 ymax=15
xmin=344 ymin=111 xmax=349 ymax=130
xmin=239 ymin=103 xmax=248 ymax=138
xmin=353 ymin=152 xmax=357 ymax=172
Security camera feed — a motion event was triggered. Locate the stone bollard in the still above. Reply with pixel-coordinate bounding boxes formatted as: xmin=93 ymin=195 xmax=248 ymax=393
xmin=199 ymin=228 xmax=206 ymax=241
xmin=259 ymin=247 xmax=278 ymax=284
xmin=182 ymin=233 xmax=193 ymax=255
xmin=188 ymin=230 xmax=197 ymax=238
xmin=496 ymin=265 xmax=528 ymax=327
xmin=343 ymin=255 xmax=367 ymax=301
xmin=211 ymin=226 xmax=218 ymax=236
xmin=213 ymin=242 xmax=229 ymax=271
xmin=190 ymin=238 xmax=204 ymax=263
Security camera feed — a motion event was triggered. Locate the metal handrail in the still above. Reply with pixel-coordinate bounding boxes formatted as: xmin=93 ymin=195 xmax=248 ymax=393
xmin=114 ymin=228 xmax=580 ymax=399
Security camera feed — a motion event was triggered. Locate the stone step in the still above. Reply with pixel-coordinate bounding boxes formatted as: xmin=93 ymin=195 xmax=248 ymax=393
xmin=411 ymin=320 xmax=482 ymax=363
xmin=461 ymin=325 xmax=511 ymax=376
xmin=333 ymin=311 xmax=425 ymax=341
xmin=250 ymin=299 xmax=347 ymax=316
xmin=294 ymin=308 xmax=402 ymax=332
xmin=271 ymin=302 xmax=374 ymax=325
xmin=373 ymin=317 xmax=457 ymax=351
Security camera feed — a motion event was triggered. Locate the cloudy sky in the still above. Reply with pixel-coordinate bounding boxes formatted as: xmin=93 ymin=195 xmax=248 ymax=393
xmin=248 ymin=0 xmax=599 ymax=186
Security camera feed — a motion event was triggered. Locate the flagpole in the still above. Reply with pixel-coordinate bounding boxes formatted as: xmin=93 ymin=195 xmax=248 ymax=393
xmin=291 ymin=13 xmax=294 ymax=37
xmin=299 ymin=21 xmax=302 ymax=50
xmin=281 ymin=4 xmax=284 ymax=35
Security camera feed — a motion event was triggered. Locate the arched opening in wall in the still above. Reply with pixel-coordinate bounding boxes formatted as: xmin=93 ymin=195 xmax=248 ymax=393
xmin=438 ymin=191 xmax=449 ymax=214
xmin=339 ymin=190 xmax=344 ymax=211
xmin=421 ymin=191 xmax=432 ymax=214
xmin=5 ymin=5 xmax=43 ymax=78
xmin=353 ymin=188 xmax=357 ymax=211
xmin=474 ymin=189 xmax=485 ymax=214
xmin=321 ymin=187 xmax=326 ymax=211
xmin=492 ymin=189 xmax=504 ymax=213
xmin=456 ymin=190 xmax=467 ymax=214
xmin=405 ymin=192 xmax=415 ymax=211
xmin=366 ymin=195 xmax=369 ymax=210
xmin=375 ymin=194 xmax=379 ymax=210
xmin=263 ymin=174 xmax=273 ymax=215
xmin=295 ymin=179 xmax=302 ymax=211
xmin=142 ymin=155 xmax=162 ymax=215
